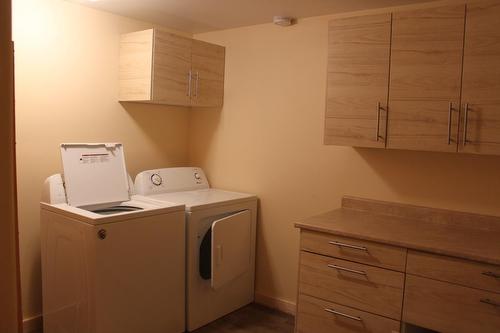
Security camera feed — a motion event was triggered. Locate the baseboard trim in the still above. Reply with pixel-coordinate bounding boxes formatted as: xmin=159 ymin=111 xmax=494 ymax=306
xmin=23 ymin=315 xmax=42 ymax=333
xmin=23 ymin=296 xmax=296 ymax=331
xmin=255 ymin=292 xmax=296 ymax=316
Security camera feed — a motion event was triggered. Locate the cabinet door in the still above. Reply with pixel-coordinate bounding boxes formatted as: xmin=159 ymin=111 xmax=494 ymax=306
xmin=325 ymin=14 xmax=391 ymax=148
xmin=119 ymin=29 xmax=154 ymax=102
xmin=460 ymin=0 xmax=500 ymax=155
xmin=191 ymin=40 xmax=225 ymax=107
xmin=152 ymin=30 xmax=192 ymax=106
xmin=387 ymin=5 xmax=465 ymax=153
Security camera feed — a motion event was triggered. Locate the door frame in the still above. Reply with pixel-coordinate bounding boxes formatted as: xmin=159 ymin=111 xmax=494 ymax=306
xmin=0 ymin=0 xmax=23 ymax=331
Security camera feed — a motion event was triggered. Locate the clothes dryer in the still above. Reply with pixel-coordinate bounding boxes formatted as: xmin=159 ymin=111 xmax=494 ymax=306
xmin=135 ymin=167 xmax=257 ymax=331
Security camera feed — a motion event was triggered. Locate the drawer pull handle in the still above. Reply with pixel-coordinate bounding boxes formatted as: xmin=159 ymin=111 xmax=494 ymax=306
xmin=329 ymin=241 xmax=368 ymax=251
xmin=481 ymin=298 xmax=500 ymax=307
xmin=324 ymin=308 xmax=362 ymax=322
xmin=482 ymin=271 xmax=500 ymax=279
xmin=328 ymin=264 xmax=367 ymax=276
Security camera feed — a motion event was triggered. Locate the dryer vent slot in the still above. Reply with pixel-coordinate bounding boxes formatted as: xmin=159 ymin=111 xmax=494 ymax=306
xmin=199 ymin=228 xmax=212 ymax=280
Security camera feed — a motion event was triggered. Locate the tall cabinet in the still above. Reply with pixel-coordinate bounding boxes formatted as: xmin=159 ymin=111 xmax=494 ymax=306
xmin=460 ymin=0 xmax=500 ymax=155
xmin=324 ymin=0 xmax=500 ymax=156
xmin=387 ymin=5 xmax=465 ymax=153
xmin=325 ymin=14 xmax=391 ymax=148
xmin=119 ymin=29 xmax=225 ymax=107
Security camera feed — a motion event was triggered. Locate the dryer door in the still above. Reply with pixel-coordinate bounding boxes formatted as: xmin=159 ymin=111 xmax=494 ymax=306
xmin=211 ymin=210 xmax=252 ymax=290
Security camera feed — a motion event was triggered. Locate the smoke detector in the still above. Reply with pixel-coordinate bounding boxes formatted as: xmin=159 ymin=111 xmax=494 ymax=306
xmin=273 ymin=16 xmax=295 ymax=27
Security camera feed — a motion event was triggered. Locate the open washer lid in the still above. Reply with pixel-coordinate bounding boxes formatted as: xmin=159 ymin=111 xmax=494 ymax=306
xmin=60 ymin=143 xmax=130 ymax=208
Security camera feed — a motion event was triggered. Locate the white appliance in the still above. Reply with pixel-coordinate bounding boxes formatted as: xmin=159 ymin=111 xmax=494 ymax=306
xmin=40 ymin=143 xmax=186 ymax=333
xmin=135 ymin=167 xmax=258 ymax=331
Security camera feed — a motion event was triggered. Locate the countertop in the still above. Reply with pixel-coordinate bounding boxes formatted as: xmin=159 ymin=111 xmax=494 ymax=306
xmin=295 ymin=197 xmax=500 ymax=266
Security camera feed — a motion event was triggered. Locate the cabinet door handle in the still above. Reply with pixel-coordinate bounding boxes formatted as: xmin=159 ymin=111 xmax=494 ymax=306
xmin=194 ymin=71 xmax=200 ymax=97
xmin=376 ymin=102 xmax=382 ymax=141
xmin=187 ymin=70 xmax=192 ymax=97
xmin=329 ymin=241 xmax=368 ymax=252
xmin=482 ymin=271 xmax=500 ymax=279
xmin=480 ymin=298 xmax=500 ymax=307
xmin=328 ymin=264 xmax=367 ymax=276
xmin=448 ymin=102 xmax=453 ymax=144
xmin=463 ymin=103 xmax=469 ymax=146
xmin=324 ymin=308 xmax=362 ymax=322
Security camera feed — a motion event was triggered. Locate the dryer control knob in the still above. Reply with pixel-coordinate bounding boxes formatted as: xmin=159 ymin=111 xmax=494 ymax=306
xmin=151 ymin=173 xmax=163 ymax=186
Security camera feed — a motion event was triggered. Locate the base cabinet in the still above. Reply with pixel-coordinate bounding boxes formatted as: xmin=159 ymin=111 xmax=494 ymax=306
xmin=295 ymin=229 xmax=500 ymax=333
xmin=403 ymin=275 xmax=500 ymax=333
xmin=296 ymin=294 xmax=401 ymax=333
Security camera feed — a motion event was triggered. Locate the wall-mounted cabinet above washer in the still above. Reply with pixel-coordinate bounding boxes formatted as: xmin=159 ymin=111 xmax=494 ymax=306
xmin=119 ymin=29 xmax=225 ymax=107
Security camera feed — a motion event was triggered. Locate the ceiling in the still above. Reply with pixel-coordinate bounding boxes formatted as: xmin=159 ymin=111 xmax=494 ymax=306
xmin=71 ymin=0 xmax=429 ymax=34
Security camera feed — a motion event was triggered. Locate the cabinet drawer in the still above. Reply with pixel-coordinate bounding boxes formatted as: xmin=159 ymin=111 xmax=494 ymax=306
xmin=404 ymin=275 xmax=500 ymax=333
xmin=299 ymin=251 xmax=404 ymax=320
xmin=296 ymin=294 xmax=401 ymax=333
xmin=300 ymin=230 xmax=406 ymax=271
xmin=407 ymin=250 xmax=500 ymax=294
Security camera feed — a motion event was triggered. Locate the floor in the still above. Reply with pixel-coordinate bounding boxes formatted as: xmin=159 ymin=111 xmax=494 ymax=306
xmin=193 ymin=303 xmax=295 ymax=333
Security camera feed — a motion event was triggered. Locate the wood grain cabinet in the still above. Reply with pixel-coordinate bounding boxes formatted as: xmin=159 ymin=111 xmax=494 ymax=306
xmin=325 ymin=13 xmax=391 ymax=148
xmin=387 ymin=5 xmax=465 ymax=153
xmin=295 ymin=197 xmax=500 ymax=333
xmin=325 ymin=0 xmax=500 ymax=156
xmin=119 ymin=29 xmax=225 ymax=107
xmin=296 ymin=232 xmax=405 ymax=333
xmin=460 ymin=0 xmax=500 ymax=154
xmin=296 ymin=230 xmax=500 ymax=333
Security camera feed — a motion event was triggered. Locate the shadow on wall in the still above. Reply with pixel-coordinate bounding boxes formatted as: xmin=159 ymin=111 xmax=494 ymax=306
xmin=355 ymin=147 xmax=500 ymax=215
xmin=253 ymin=199 xmax=279 ymax=299
xmin=188 ymin=107 xmax=222 ymax=165
xmin=120 ymin=102 xmax=191 ymax=172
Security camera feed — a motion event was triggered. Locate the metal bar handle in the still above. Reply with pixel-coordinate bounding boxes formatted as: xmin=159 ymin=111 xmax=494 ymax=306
xmin=194 ymin=71 xmax=200 ymax=97
xmin=329 ymin=241 xmax=368 ymax=252
xmin=376 ymin=102 xmax=382 ymax=141
xmin=328 ymin=264 xmax=367 ymax=276
xmin=482 ymin=271 xmax=500 ymax=279
xmin=480 ymin=298 xmax=500 ymax=307
xmin=324 ymin=308 xmax=362 ymax=322
xmin=463 ymin=103 xmax=469 ymax=146
xmin=447 ymin=102 xmax=453 ymax=145
xmin=187 ymin=70 xmax=192 ymax=96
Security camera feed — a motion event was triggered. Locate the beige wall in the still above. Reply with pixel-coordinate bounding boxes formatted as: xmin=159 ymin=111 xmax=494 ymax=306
xmin=13 ymin=0 xmax=192 ymax=320
xmin=190 ymin=12 xmax=500 ymax=308
xmin=14 ymin=0 xmax=500 ymax=322
xmin=0 ymin=0 xmax=22 ymax=331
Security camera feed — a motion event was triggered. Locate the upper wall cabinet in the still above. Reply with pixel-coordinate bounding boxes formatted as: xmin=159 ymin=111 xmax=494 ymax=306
xmin=460 ymin=0 xmax=500 ymax=155
xmin=119 ymin=29 xmax=225 ymax=107
xmin=388 ymin=5 xmax=465 ymax=153
xmin=325 ymin=14 xmax=392 ymax=148
xmin=324 ymin=0 xmax=500 ymax=156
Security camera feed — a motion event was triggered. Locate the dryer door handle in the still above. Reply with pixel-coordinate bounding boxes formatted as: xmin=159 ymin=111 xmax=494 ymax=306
xmin=215 ymin=245 xmax=223 ymax=266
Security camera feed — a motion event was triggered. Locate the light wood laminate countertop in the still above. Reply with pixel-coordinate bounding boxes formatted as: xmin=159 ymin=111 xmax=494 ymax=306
xmin=295 ymin=197 xmax=500 ymax=266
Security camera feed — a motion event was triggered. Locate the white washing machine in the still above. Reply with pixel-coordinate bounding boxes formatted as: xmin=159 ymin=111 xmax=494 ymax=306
xmin=135 ymin=167 xmax=258 ymax=331
xmin=40 ymin=143 xmax=186 ymax=333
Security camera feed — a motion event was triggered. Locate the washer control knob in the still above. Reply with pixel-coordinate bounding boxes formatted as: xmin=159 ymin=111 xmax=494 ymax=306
xmin=151 ymin=173 xmax=163 ymax=186
xmin=97 ymin=229 xmax=107 ymax=240
xmin=194 ymin=172 xmax=201 ymax=180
